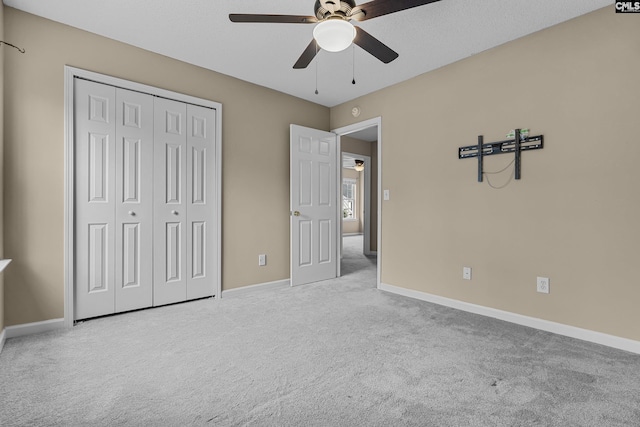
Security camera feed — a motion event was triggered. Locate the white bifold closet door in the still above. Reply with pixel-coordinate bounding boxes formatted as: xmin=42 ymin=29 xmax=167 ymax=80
xmin=74 ymin=79 xmax=215 ymax=320
xmin=75 ymin=79 xmax=154 ymax=319
xmin=153 ymin=97 xmax=216 ymax=306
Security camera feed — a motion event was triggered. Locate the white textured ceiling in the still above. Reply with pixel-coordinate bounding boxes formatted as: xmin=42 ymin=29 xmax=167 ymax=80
xmin=5 ymin=0 xmax=612 ymax=107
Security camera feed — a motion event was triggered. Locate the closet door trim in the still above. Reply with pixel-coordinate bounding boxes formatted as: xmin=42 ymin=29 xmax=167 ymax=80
xmin=64 ymin=66 xmax=222 ymax=327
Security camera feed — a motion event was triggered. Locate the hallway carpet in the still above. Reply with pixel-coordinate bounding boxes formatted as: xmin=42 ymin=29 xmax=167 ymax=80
xmin=1 ymin=235 xmax=639 ymax=426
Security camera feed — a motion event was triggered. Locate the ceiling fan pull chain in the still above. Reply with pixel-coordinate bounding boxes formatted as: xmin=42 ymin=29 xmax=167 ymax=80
xmin=352 ymin=45 xmax=356 ymax=85
xmin=315 ymin=43 xmax=319 ymax=95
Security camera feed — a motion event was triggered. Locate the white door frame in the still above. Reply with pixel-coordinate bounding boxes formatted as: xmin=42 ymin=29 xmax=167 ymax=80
xmin=63 ymin=66 xmax=223 ymax=327
xmin=332 ymin=117 xmax=382 ymax=288
xmin=340 ymin=152 xmax=372 ymax=256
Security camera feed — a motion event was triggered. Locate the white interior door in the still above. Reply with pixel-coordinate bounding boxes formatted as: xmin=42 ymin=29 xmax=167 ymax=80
xmin=290 ymin=124 xmax=338 ymax=286
xmin=114 ymin=88 xmax=154 ymax=313
xmin=185 ymin=104 xmax=216 ymax=300
xmin=74 ymin=79 xmax=117 ymax=319
xmin=154 ymin=97 xmax=188 ymax=306
xmin=75 ymin=80 xmax=156 ymax=319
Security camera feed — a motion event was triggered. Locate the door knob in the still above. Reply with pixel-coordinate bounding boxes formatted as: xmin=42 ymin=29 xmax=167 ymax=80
xmin=171 ymin=210 xmax=179 ymax=215
xmin=128 ymin=211 xmax=135 ymax=216
xmin=293 ymin=211 xmax=301 ymax=216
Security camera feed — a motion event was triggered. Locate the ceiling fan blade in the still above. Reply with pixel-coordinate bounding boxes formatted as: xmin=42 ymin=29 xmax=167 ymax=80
xmin=353 ymin=26 xmax=398 ymax=64
xmin=352 ymin=0 xmax=441 ymax=22
xmin=229 ymin=14 xmax=317 ymax=24
xmin=293 ymin=40 xmax=319 ymax=69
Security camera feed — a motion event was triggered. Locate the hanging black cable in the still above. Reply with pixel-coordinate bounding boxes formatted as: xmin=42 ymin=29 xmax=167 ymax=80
xmin=0 ymin=41 xmax=25 ymax=53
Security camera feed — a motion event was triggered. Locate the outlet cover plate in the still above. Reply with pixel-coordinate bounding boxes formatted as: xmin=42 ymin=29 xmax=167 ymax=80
xmin=463 ymin=267 xmax=472 ymax=280
xmin=259 ymin=254 xmax=266 ymax=266
xmin=537 ymin=276 xmax=550 ymax=294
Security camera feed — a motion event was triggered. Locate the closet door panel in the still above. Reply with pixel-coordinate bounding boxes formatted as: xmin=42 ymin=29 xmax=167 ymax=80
xmin=114 ymin=88 xmax=154 ymax=313
xmin=74 ymin=76 xmax=219 ymax=319
xmin=74 ymin=79 xmax=117 ymax=320
xmin=186 ymin=105 xmax=216 ymax=299
xmin=154 ymin=97 xmax=187 ymax=306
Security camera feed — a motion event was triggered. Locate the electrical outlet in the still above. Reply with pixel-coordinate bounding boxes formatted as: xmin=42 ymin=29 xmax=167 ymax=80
xmin=258 ymin=254 xmax=266 ymax=266
xmin=383 ymin=190 xmax=390 ymax=201
xmin=463 ymin=267 xmax=472 ymax=280
xmin=537 ymin=276 xmax=550 ymax=294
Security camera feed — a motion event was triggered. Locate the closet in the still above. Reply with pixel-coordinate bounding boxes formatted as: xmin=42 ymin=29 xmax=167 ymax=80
xmin=74 ymin=78 xmax=217 ymax=320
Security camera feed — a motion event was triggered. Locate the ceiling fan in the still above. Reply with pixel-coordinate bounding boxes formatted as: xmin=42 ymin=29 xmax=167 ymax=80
xmin=229 ymin=0 xmax=441 ymax=69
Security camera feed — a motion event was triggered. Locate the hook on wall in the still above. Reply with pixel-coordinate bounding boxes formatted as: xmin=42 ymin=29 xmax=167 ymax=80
xmin=0 ymin=41 xmax=26 ymax=53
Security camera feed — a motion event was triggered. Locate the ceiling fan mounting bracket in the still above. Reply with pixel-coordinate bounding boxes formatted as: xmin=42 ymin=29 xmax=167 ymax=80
xmin=315 ymin=0 xmax=356 ymax=21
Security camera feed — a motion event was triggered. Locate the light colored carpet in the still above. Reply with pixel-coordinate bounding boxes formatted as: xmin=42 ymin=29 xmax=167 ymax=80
xmin=1 ymin=235 xmax=640 ymax=426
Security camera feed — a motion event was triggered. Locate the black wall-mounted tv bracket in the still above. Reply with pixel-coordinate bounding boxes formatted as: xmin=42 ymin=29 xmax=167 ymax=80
xmin=458 ymin=129 xmax=544 ymax=182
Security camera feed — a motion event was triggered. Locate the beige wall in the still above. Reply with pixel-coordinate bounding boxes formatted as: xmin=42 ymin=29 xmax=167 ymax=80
xmin=331 ymin=7 xmax=640 ymax=341
xmin=342 ymin=136 xmax=372 ymax=157
xmin=2 ymin=7 xmax=329 ymax=326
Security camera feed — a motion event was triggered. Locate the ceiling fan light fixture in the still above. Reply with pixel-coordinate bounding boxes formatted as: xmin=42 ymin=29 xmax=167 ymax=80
xmin=313 ymin=19 xmax=356 ymax=52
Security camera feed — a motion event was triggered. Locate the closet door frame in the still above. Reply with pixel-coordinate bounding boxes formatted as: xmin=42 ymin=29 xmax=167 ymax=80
xmin=64 ymin=66 xmax=222 ymax=327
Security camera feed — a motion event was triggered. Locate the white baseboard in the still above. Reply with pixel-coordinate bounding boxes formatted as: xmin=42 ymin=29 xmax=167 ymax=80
xmin=4 ymin=318 xmax=65 ymax=339
xmin=379 ymin=283 xmax=640 ymax=355
xmin=0 ymin=328 xmax=6 ymax=355
xmin=221 ymin=279 xmax=290 ymax=298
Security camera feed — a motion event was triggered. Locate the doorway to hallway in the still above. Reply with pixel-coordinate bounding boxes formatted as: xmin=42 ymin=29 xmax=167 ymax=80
xmin=335 ymin=119 xmax=380 ymax=286
xmin=341 ymin=234 xmax=377 ymax=279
